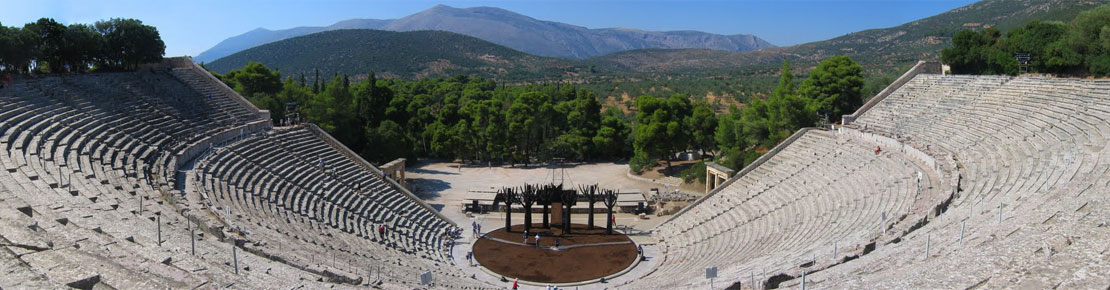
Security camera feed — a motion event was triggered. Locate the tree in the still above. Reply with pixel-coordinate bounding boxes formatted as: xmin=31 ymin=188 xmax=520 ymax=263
xmin=602 ymin=189 xmax=619 ymax=235
xmin=798 ymin=55 xmax=865 ymax=119
xmin=519 ymin=185 xmax=537 ymax=233
xmin=686 ymin=101 xmax=718 ymax=158
xmin=941 ymin=28 xmax=1017 ymax=75
xmin=772 ymin=59 xmax=795 ymax=99
xmin=495 ymin=187 xmax=518 ymax=231
xmin=365 ymin=120 xmax=410 ymax=163
xmin=1006 ymin=21 xmax=1072 ymax=73
xmin=1070 ymin=4 xmax=1110 ymax=76
xmin=559 ymin=188 xmax=578 ymax=233
xmin=738 ymin=60 xmax=815 ymax=149
xmin=507 ymin=91 xmax=546 ymax=166
xmin=593 ymin=108 xmax=631 ymax=158
xmin=59 ymin=24 xmax=104 ymax=72
xmin=714 ymin=105 xmax=743 ymax=152
xmin=555 ymin=90 xmax=601 ymax=160
xmin=580 ymin=184 xmax=599 ymax=229
xmin=222 ymin=61 xmax=282 ymax=99
xmin=0 ymin=23 xmax=34 ymax=72
xmin=22 ymin=18 xmax=66 ymax=72
xmin=95 ymin=18 xmax=165 ymax=70
xmin=632 ymin=94 xmax=691 ymax=172
xmin=539 ymin=184 xmax=556 ymax=228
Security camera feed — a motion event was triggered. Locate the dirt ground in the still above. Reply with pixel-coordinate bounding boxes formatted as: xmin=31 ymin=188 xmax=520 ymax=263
xmin=472 ymin=223 xmax=637 ymax=283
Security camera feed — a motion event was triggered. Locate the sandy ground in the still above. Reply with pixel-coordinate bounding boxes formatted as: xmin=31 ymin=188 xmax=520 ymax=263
xmin=407 ymin=161 xmax=663 ymax=224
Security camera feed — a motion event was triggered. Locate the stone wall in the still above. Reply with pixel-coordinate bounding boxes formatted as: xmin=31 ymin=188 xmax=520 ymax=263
xmin=173 ymin=119 xmax=271 ymax=177
xmin=379 ymin=158 xmax=407 ymax=187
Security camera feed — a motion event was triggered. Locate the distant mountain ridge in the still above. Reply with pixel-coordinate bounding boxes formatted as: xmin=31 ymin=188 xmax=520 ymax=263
xmin=588 ymin=0 xmax=1109 ymax=75
xmin=204 ymin=29 xmax=584 ymax=81
xmin=196 ymin=4 xmax=773 ymax=63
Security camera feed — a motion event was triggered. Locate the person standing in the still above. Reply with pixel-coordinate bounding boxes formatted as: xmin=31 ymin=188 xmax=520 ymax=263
xmin=535 ymin=234 xmax=541 ymax=247
xmin=512 ymin=279 xmax=519 ymax=290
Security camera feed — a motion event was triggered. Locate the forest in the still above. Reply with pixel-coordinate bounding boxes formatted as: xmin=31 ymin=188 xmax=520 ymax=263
xmin=942 ymin=4 xmax=1110 ymax=76
xmin=0 ymin=18 xmax=165 ymax=73
xmin=213 ymin=55 xmax=866 ymax=181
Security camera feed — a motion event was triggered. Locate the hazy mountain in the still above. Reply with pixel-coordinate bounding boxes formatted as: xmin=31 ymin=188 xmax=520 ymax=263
xmin=204 ymin=29 xmax=587 ymax=81
xmin=195 ymin=19 xmax=393 ymax=63
xmin=196 ymin=4 xmax=772 ymax=63
xmin=591 ymin=0 xmax=1108 ymax=75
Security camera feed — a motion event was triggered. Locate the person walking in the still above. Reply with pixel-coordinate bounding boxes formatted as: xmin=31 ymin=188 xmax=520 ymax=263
xmin=512 ymin=279 xmax=519 ymax=290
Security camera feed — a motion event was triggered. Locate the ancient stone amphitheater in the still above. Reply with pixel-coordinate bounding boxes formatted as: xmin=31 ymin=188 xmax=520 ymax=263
xmin=0 ymin=59 xmax=1106 ymax=289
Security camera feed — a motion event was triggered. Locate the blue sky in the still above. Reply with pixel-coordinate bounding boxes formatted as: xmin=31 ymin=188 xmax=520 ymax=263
xmin=0 ymin=0 xmax=977 ymax=57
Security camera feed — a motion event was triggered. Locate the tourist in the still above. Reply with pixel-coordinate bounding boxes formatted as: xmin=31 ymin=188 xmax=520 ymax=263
xmin=466 ymin=251 xmax=473 ymax=266
xmin=524 ymin=230 xmax=529 ymax=244
xmin=378 ymin=225 xmax=386 ymax=238
xmin=554 ymin=238 xmax=559 ymax=247
xmin=512 ymin=279 xmax=519 ymax=290
xmin=535 ymin=234 xmax=541 ymax=247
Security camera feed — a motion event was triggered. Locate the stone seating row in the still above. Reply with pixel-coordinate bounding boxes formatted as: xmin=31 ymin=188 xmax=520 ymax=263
xmin=634 ymin=130 xmax=923 ymax=288
xmin=806 ymin=75 xmax=1110 ymax=288
xmin=192 ymin=126 xmax=484 ymax=287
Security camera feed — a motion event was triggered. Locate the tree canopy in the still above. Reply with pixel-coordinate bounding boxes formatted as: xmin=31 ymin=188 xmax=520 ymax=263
xmin=0 ymin=18 xmax=164 ymax=73
xmin=217 ymin=55 xmax=867 ymax=176
xmin=942 ymin=4 xmax=1110 ymax=76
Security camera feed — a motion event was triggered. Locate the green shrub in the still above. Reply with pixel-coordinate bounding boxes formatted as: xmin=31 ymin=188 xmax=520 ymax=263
xmin=681 ymin=161 xmax=707 ymax=183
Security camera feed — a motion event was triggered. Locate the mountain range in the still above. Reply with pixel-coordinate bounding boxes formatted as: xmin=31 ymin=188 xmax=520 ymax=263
xmin=195 ymin=4 xmax=773 ymax=63
xmin=205 ymin=0 xmax=1110 ymax=102
xmin=204 ymin=29 xmax=581 ymax=81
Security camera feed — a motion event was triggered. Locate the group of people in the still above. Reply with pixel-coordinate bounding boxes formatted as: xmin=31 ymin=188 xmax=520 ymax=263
xmin=444 ymin=226 xmax=462 ymax=239
xmin=471 ymin=221 xmax=482 ymax=235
